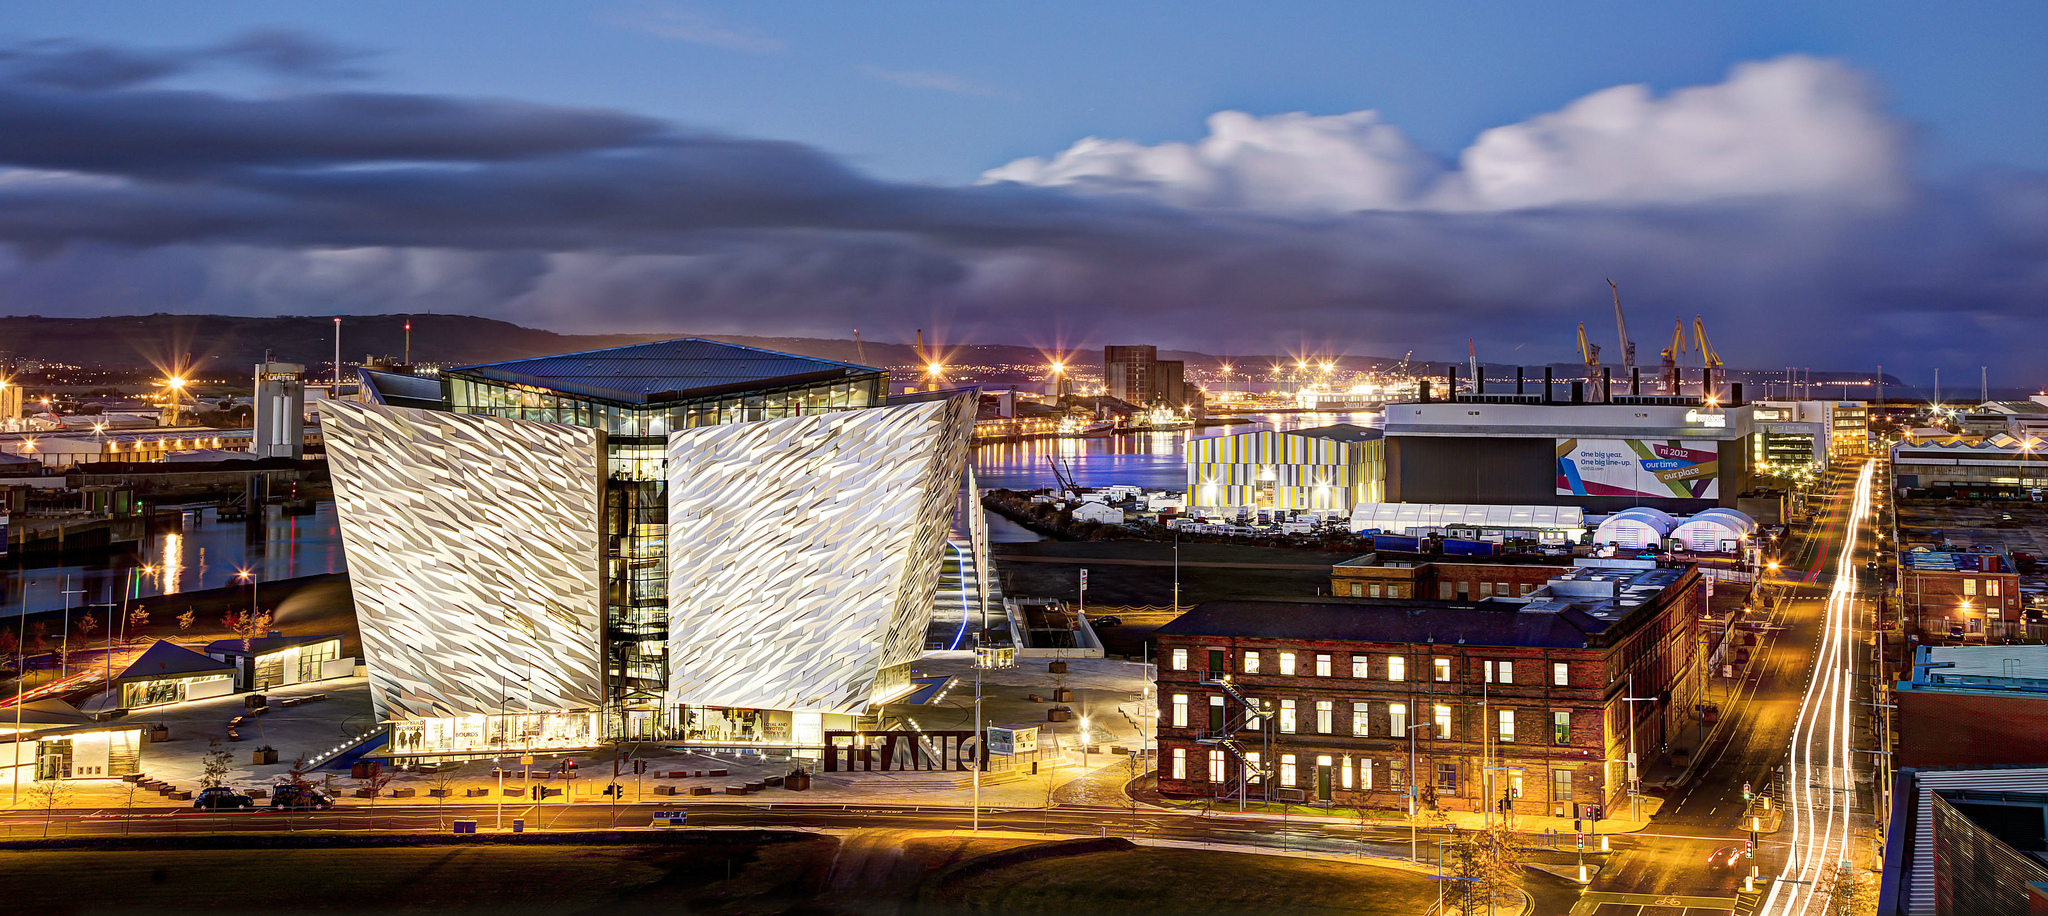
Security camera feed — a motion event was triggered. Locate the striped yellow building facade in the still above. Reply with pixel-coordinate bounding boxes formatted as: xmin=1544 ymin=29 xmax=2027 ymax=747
xmin=1186 ymin=425 xmax=1386 ymax=513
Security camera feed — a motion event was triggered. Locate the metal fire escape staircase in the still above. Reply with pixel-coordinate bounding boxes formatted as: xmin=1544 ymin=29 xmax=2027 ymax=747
xmin=1195 ymin=671 xmax=1273 ymax=803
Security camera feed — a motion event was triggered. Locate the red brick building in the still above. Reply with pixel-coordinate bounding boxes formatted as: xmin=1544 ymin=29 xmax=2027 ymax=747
xmin=1155 ymin=563 xmax=1704 ymax=823
xmin=1330 ymin=556 xmax=1572 ymax=602
xmin=1902 ymin=549 xmax=2022 ymax=641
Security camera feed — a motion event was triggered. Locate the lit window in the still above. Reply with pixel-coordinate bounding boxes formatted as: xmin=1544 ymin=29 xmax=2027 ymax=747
xmin=1341 ymin=756 xmax=1354 ymax=789
xmin=1280 ymin=699 xmax=1298 ymax=734
xmin=1208 ymin=750 xmax=1225 ymax=782
xmin=1243 ymin=651 xmax=1261 ymax=674
xmin=1280 ymin=652 xmax=1296 ymax=675
xmin=1434 ymin=658 xmax=1452 ymax=682
xmin=1316 ymin=700 xmax=1334 ymax=734
xmin=1170 ymin=648 xmax=1188 ymax=670
xmin=1351 ymin=702 xmax=1369 ymax=736
xmin=1281 ymin=754 xmax=1298 ymax=787
xmin=1245 ymin=752 xmax=1263 ymax=783
xmin=1498 ymin=709 xmax=1515 ymax=743
xmin=1964 ymin=579 xmax=1977 ymax=597
xmin=1350 ymin=655 xmax=1368 ymax=678
xmin=1388 ymin=656 xmax=1406 ymax=681
xmin=1484 ymin=660 xmax=1515 ymax=684
xmin=1552 ymin=662 xmax=1569 ymax=687
xmin=1172 ymin=694 xmax=1188 ymax=728
xmin=1553 ymin=710 xmax=1571 ymax=745
xmin=1315 ymin=654 xmax=1332 ymax=677
xmin=1390 ymin=760 xmax=1406 ymax=791
xmin=1989 ymin=580 xmax=2001 ymax=597
xmin=1172 ymin=748 xmax=1187 ymax=780
xmin=1360 ymin=757 xmax=1373 ymax=790
xmin=1479 ymin=582 xmax=1493 ymax=597
xmin=1389 ymin=703 xmax=1408 ymax=735
xmin=1434 ymin=704 xmax=1452 ymax=739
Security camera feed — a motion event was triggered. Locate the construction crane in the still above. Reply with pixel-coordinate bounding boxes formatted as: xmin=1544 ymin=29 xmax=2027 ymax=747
xmin=1609 ymin=279 xmax=1636 ymax=371
xmin=853 ymin=328 xmax=869 ymax=367
xmin=1660 ymin=317 xmax=1688 ymax=395
xmin=1576 ymin=323 xmax=1603 ymax=400
xmin=1467 ymin=339 xmax=1478 ymax=394
xmin=1692 ymin=315 xmax=1723 ymax=402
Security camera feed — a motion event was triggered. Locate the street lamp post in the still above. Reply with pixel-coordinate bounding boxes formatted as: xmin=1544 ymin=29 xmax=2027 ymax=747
xmin=1407 ymin=721 xmax=1431 ymax=863
xmin=1621 ymin=671 xmax=1658 ymax=822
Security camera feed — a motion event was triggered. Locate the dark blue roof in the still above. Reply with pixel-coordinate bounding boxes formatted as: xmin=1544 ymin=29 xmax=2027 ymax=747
xmin=451 ymin=338 xmax=880 ymax=405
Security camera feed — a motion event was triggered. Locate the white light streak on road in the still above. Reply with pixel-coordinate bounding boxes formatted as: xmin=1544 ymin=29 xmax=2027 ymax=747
xmin=1760 ymin=461 xmax=1874 ymax=916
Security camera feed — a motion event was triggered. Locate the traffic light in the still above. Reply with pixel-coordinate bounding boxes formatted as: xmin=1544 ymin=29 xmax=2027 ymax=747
xmin=1743 ymin=781 xmax=1752 ymax=801
xmin=631 ymin=759 xmax=647 ymax=775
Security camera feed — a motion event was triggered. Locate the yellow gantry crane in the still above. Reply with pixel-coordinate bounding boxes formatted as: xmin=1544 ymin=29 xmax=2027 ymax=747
xmin=1576 ymin=322 xmax=1602 ymax=398
xmin=1609 ymin=279 xmax=1636 ymax=372
xmin=1692 ymin=315 xmax=1723 ymax=401
xmin=1660 ymin=317 xmax=1688 ymax=395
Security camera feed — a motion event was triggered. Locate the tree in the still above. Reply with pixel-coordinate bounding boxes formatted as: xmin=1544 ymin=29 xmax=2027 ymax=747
xmin=31 ymin=621 xmax=49 ymax=653
xmin=76 ymin=611 xmax=100 ymax=646
xmin=177 ymin=608 xmax=195 ymax=632
xmin=0 ymin=631 xmax=18 ymax=675
xmin=425 ymin=765 xmax=464 ymax=830
xmin=1442 ymin=822 xmax=1525 ymax=915
xmin=200 ymin=737 xmax=235 ymax=789
xmin=27 ymin=775 xmax=76 ymax=838
xmin=221 ymin=608 xmax=274 ymax=648
xmin=127 ymin=605 xmax=151 ymax=639
xmin=1822 ymin=861 xmax=1868 ymax=916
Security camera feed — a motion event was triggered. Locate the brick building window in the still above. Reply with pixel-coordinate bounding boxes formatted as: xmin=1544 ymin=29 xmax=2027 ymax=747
xmin=1498 ymin=709 xmax=1515 ymax=743
xmin=1208 ymin=750 xmax=1225 ymax=782
xmin=1172 ymin=694 xmax=1188 ymax=728
xmin=1315 ymin=654 xmax=1332 ymax=677
xmin=1350 ymin=655 xmax=1367 ymax=678
xmin=1172 ymin=748 xmax=1186 ymax=780
xmin=1341 ymin=756 xmax=1354 ymax=789
xmin=1552 ymin=662 xmax=1569 ymax=686
xmin=1434 ymin=658 xmax=1452 ymax=682
xmin=1281 ymin=754 xmax=1298 ymax=787
xmin=1988 ymin=579 xmax=2001 ymax=597
xmin=1349 ymin=582 xmax=1363 ymax=597
xmin=1485 ymin=661 xmax=1514 ymax=684
xmin=1437 ymin=762 xmax=1458 ymax=794
xmin=1279 ymin=652 xmax=1297 ymax=675
xmin=1551 ymin=769 xmax=1572 ymax=804
xmin=1360 ymin=758 xmax=1373 ymax=789
xmin=1389 ymin=702 xmax=1408 ymax=735
xmin=1433 ymin=704 xmax=1452 ymax=738
xmin=1170 ymin=648 xmax=1188 ymax=670
xmin=1316 ymin=700 xmax=1334 ymax=734
xmin=1279 ymin=699 xmax=1297 ymax=733
xmin=1243 ymin=651 xmax=1260 ymax=674
xmin=1552 ymin=710 xmax=1571 ymax=744
xmin=1964 ymin=578 xmax=1977 ymax=597
xmin=1351 ymin=702 xmax=1369 ymax=736
xmin=1388 ymin=656 xmax=1406 ymax=681
xmin=1390 ymin=759 xmax=1406 ymax=791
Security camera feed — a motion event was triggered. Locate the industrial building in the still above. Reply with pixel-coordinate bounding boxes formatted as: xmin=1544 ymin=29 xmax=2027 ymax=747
xmin=1103 ymin=345 xmax=1201 ymax=411
xmin=1957 ymin=396 xmax=2048 ymax=439
xmin=1381 ymin=387 xmax=1759 ymax=514
xmin=326 ymin=338 xmax=976 ymax=756
xmin=1154 ymin=561 xmax=1704 ymax=820
xmin=1892 ymin=435 xmax=2048 ymax=500
xmin=1901 ymin=548 xmax=2024 ymax=641
xmin=1187 ymin=424 xmax=1385 ymax=516
xmin=1347 ymin=502 xmax=1586 ymax=545
xmin=251 ymin=355 xmax=307 ymax=460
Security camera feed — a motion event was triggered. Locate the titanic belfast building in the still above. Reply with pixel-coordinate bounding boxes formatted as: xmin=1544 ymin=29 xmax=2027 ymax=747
xmin=326 ymin=339 xmax=974 ymax=757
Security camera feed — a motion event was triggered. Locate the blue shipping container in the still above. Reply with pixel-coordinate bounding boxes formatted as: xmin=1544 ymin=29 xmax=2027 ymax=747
xmin=1442 ymin=538 xmax=1496 ymax=557
xmin=1373 ymin=535 xmax=1423 ymax=553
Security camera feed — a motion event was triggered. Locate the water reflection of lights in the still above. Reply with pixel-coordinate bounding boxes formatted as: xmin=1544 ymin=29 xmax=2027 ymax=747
xmin=161 ymin=531 xmax=184 ymax=594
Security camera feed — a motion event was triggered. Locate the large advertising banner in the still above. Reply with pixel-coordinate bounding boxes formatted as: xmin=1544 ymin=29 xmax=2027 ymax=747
xmin=1556 ymin=438 xmax=1720 ymax=499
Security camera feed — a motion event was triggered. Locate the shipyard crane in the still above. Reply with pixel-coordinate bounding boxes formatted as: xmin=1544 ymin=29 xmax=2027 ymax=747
xmin=853 ymin=328 xmax=869 ymax=367
xmin=1467 ymin=339 xmax=1478 ymax=394
xmin=1609 ymin=279 xmax=1636 ymax=372
xmin=1692 ymin=315 xmax=1723 ymax=402
xmin=1576 ymin=322 xmax=1603 ymax=400
xmin=1660 ymin=317 xmax=1688 ymax=395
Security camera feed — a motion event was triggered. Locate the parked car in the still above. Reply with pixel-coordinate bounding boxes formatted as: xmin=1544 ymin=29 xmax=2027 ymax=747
xmin=270 ymin=783 xmax=335 ymax=810
xmin=1092 ymin=615 xmax=1122 ymax=627
xmin=193 ymin=786 xmax=254 ymax=810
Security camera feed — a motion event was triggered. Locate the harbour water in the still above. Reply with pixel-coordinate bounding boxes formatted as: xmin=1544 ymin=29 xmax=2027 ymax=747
xmin=2 ymin=503 xmax=347 ymax=618
xmin=1 ymin=409 xmax=1381 ymax=611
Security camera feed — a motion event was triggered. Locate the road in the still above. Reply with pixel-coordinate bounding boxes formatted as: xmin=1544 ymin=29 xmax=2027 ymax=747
xmin=1575 ymin=460 xmax=1878 ymax=916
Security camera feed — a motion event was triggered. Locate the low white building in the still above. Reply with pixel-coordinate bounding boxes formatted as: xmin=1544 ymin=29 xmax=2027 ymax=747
xmin=1073 ymin=502 xmax=1125 ymax=525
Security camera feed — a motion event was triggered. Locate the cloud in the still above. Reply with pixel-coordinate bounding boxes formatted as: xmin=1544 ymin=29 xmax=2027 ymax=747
xmin=207 ymin=29 xmax=376 ymax=81
xmin=984 ymin=56 xmax=1907 ymax=214
xmin=859 ymin=65 xmax=1012 ymax=100
xmin=0 ymin=44 xmax=2040 ymax=384
xmin=601 ymin=5 xmax=787 ymax=54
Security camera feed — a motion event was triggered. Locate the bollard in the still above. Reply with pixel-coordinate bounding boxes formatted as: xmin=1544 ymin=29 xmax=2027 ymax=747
xmin=512 ymin=818 xmax=525 ymax=834
xmin=1744 ymin=876 xmax=1755 ymax=893
xmin=1600 ymin=835 xmax=1610 ymax=853
xmin=1578 ymin=865 xmax=1589 ymax=884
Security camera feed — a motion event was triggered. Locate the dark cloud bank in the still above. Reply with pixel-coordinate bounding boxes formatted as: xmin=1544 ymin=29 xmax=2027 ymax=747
xmin=0 ymin=37 xmax=2043 ymax=381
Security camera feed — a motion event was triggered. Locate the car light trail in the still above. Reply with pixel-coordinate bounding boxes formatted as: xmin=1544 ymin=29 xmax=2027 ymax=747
xmin=1759 ymin=460 xmax=1874 ymax=916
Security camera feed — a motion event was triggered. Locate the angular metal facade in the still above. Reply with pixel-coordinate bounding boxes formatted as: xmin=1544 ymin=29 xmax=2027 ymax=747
xmin=663 ymin=393 xmax=975 ymax=713
xmin=323 ymin=400 xmax=607 ymax=721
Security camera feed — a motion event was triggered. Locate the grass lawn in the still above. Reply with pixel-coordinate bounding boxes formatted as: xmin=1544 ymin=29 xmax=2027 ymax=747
xmin=932 ymin=845 xmax=1440 ymax=915
xmin=0 ymin=838 xmax=838 ymax=915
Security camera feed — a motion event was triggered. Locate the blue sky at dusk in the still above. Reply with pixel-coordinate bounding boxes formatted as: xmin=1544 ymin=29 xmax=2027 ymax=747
xmin=1 ymin=3 xmax=2045 ymax=383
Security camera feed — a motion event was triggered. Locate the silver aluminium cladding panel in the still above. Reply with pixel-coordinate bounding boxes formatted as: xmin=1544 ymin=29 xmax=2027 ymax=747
xmin=665 ymin=393 xmax=974 ymax=713
xmin=323 ymin=400 xmax=606 ymax=721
